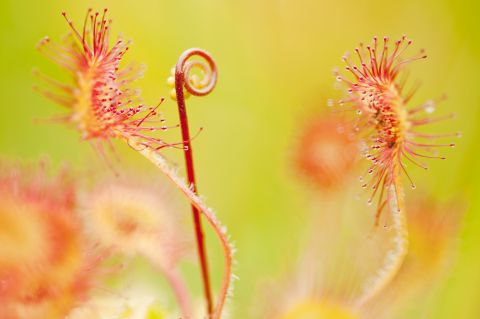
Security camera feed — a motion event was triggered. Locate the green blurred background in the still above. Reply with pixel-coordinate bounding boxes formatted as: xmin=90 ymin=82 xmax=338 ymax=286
xmin=0 ymin=0 xmax=479 ymax=317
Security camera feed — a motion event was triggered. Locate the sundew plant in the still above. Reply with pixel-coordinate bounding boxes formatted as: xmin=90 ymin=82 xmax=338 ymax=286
xmin=0 ymin=2 xmax=476 ymax=319
xmin=34 ymin=9 xmax=232 ymax=319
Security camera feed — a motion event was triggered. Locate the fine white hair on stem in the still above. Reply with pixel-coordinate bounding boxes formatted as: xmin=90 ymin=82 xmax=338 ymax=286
xmin=124 ymin=135 xmax=234 ymax=319
xmin=355 ymin=184 xmax=409 ymax=306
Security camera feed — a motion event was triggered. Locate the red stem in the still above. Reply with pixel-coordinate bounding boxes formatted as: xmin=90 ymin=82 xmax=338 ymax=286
xmin=174 ymin=48 xmax=217 ymax=317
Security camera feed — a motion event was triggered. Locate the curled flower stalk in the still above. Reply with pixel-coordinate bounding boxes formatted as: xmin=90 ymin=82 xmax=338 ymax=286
xmin=37 ymin=10 xmax=233 ymax=319
xmin=172 ymin=48 xmax=217 ymax=316
xmin=334 ymin=36 xmax=456 ymax=305
xmin=123 ymin=48 xmax=231 ymax=319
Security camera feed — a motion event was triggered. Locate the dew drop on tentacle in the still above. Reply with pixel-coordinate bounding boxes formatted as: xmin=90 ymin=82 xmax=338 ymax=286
xmin=330 ymin=35 xmax=456 ymax=218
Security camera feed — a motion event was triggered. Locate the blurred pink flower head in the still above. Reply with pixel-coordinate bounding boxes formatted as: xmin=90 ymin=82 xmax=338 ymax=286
xmin=80 ymin=175 xmax=192 ymax=269
xmin=0 ymin=162 xmax=102 ymax=319
xmin=294 ymin=114 xmax=359 ymax=191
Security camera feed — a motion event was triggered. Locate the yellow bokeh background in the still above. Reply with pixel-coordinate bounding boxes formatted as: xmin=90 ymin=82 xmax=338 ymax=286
xmin=0 ymin=0 xmax=479 ymax=318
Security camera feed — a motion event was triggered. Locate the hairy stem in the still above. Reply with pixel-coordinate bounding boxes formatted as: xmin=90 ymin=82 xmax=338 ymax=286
xmin=124 ymin=135 xmax=232 ymax=319
xmin=356 ymin=184 xmax=409 ymax=306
